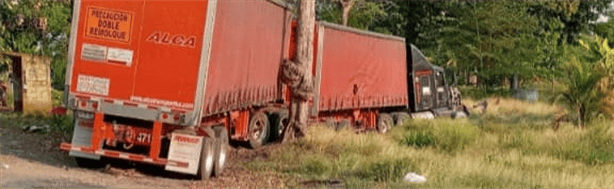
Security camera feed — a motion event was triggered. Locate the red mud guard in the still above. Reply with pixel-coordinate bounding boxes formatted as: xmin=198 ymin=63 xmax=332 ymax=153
xmin=59 ymin=143 xmax=188 ymax=168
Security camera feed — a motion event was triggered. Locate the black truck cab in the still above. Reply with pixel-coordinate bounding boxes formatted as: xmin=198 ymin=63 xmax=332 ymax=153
xmin=407 ymin=45 xmax=459 ymax=117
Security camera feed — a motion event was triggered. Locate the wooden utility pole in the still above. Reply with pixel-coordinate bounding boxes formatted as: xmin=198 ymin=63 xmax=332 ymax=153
xmin=281 ymin=0 xmax=316 ymax=142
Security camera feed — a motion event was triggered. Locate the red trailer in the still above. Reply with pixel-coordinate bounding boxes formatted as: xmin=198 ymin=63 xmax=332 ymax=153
xmin=305 ymin=22 xmax=463 ymax=133
xmin=306 ymin=22 xmax=408 ymax=132
xmin=60 ymin=0 xmax=293 ymax=179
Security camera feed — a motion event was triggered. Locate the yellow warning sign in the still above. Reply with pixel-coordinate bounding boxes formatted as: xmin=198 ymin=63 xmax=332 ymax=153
xmin=85 ymin=7 xmax=133 ymax=43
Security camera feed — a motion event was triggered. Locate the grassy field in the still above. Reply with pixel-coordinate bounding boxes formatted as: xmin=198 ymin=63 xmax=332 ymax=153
xmin=247 ymin=98 xmax=613 ymax=188
xmin=1 ymin=92 xmax=611 ymax=188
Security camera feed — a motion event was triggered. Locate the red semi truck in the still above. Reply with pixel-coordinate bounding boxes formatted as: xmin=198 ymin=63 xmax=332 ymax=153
xmin=60 ymin=0 xmax=465 ymax=180
xmin=60 ymin=0 xmax=294 ymax=179
xmin=295 ymin=22 xmax=464 ymax=133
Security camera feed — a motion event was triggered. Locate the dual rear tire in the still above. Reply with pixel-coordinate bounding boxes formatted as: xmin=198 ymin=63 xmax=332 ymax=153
xmin=198 ymin=126 xmax=229 ymax=180
xmin=198 ymin=128 xmax=216 ymax=180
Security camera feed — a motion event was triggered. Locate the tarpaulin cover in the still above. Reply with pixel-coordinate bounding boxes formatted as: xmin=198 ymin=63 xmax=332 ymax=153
xmin=317 ymin=25 xmax=408 ymax=111
xmin=203 ymin=1 xmax=289 ymax=115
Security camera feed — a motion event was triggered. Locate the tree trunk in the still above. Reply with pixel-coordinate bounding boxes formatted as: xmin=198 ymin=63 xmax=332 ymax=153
xmin=511 ymin=74 xmax=519 ymax=91
xmin=281 ymin=0 xmax=315 ymax=143
xmin=340 ymin=0 xmax=355 ymax=26
xmin=578 ymin=104 xmax=585 ymax=128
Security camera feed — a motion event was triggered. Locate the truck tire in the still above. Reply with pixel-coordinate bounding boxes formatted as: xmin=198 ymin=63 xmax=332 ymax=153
xmin=392 ymin=112 xmax=410 ymax=126
xmin=377 ymin=113 xmax=393 ymax=133
xmin=269 ymin=110 xmax=288 ymax=142
xmin=198 ymin=131 xmax=215 ymax=180
xmin=452 ymin=111 xmax=467 ymax=119
xmin=212 ymin=126 xmax=228 ymax=177
xmin=248 ymin=111 xmax=270 ymax=149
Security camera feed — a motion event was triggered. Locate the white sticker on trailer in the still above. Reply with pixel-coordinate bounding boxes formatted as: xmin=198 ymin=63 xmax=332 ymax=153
xmin=107 ymin=47 xmax=134 ymax=66
xmin=76 ymin=75 xmax=110 ymax=96
xmin=81 ymin=43 xmax=107 ymax=62
xmin=165 ymin=133 xmax=203 ymax=175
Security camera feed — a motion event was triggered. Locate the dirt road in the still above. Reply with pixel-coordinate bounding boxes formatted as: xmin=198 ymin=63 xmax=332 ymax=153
xmin=0 ymin=121 xmax=290 ymax=188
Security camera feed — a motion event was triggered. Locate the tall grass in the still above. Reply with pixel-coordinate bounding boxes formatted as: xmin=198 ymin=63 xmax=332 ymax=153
xmin=246 ymin=98 xmax=612 ymax=188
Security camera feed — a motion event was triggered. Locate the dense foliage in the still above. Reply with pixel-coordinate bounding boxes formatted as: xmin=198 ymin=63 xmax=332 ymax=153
xmin=316 ymin=1 xmax=611 ymax=86
xmin=0 ymin=0 xmax=71 ymax=89
xmin=313 ymin=0 xmax=613 ymax=125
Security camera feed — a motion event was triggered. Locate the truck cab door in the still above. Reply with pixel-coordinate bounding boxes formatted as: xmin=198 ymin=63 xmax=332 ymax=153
xmin=435 ymin=71 xmax=448 ymax=108
xmin=418 ymin=75 xmax=432 ymax=110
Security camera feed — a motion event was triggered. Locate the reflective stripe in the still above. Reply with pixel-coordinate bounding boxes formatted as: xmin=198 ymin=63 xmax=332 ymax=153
xmin=114 ymin=100 xmax=124 ymax=105
xmin=160 ymin=107 xmax=171 ymax=112
xmin=75 ymin=94 xmax=90 ymax=100
xmin=60 ymin=143 xmax=188 ymax=168
xmin=124 ymin=102 xmax=138 ymax=107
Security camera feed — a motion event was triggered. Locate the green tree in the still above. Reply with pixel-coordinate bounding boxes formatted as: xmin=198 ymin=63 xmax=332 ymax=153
xmin=529 ymin=0 xmax=612 ymax=45
xmin=594 ymin=18 xmax=614 ymax=47
xmin=556 ymin=56 xmax=605 ymax=127
xmin=316 ymin=0 xmax=387 ymax=31
xmin=0 ymin=0 xmax=71 ymax=89
xmin=556 ymin=36 xmax=614 ymax=127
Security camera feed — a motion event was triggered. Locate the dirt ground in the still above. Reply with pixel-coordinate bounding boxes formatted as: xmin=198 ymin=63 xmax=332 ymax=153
xmin=0 ymin=120 xmax=292 ymax=188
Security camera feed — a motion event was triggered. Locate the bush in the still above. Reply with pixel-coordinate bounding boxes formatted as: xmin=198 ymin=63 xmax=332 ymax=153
xmin=50 ymin=114 xmax=74 ymax=134
xmin=400 ymin=131 xmax=435 ymax=148
xmin=51 ymin=89 xmax=64 ymax=107
xmin=434 ymin=121 xmax=480 ymax=153
xmin=402 ymin=119 xmax=480 ymax=154
xmin=300 ymin=155 xmax=333 ymax=177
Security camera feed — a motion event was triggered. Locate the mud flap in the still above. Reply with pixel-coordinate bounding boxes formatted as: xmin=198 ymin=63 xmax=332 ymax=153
xmin=69 ymin=117 xmax=101 ymax=160
xmin=164 ymin=133 xmax=203 ymax=175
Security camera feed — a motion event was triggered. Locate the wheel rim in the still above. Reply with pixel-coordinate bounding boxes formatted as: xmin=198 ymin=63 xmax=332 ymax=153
xmin=379 ymin=121 xmax=388 ymax=133
xmin=201 ymin=137 xmax=214 ymax=179
xmin=218 ymin=142 xmax=227 ymax=171
xmin=378 ymin=115 xmax=392 ymax=133
xmin=214 ymin=127 xmax=229 ymax=176
xmin=205 ymin=148 xmax=214 ymax=171
xmin=251 ymin=117 xmax=265 ymax=141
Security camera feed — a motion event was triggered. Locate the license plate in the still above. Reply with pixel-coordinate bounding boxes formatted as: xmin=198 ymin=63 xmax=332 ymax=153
xmin=112 ymin=124 xmax=152 ymax=146
xmin=131 ymin=127 xmax=152 ymax=146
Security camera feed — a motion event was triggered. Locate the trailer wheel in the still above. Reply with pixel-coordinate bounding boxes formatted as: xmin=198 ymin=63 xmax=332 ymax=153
xmin=377 ymin=113 xmax=393 ymax=133
xmin=212 ymin=126 xmax=228 ymax=176
xmin=270 ymin=111 xmax=289 ymax=142
xmin=392 ymin=112 xmax=410 ymax=126
xmin=248 ymin=111 xmax=270 ymax=149
xmin=198 ymin=130 xmax=215 ymax=180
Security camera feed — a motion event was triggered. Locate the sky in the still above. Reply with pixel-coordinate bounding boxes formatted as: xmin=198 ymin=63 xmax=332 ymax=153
xmin=595 ymin=1 xmax=614 ymax=23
